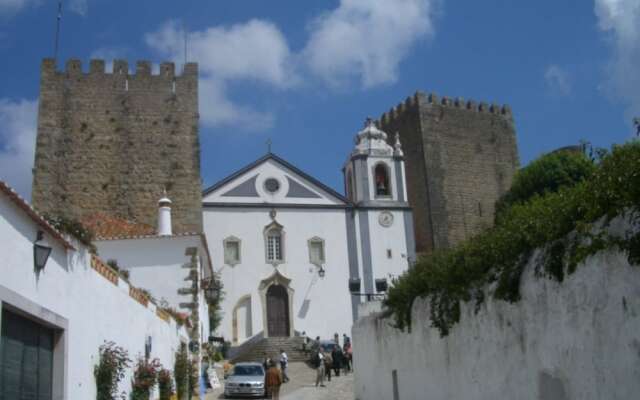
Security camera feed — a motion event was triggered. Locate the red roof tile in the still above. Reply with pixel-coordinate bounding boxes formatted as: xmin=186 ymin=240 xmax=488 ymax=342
xmin=81 ymin=212 xmax=155 ymax=239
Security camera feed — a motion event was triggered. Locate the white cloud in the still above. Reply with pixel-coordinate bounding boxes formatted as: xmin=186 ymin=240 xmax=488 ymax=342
xmin=0 ymin=98 xmax=38 ymax=199
xmin=544 ymin=65 xmax=571 ymax=96
xmin=69 ymin=0 xmax=87 ymax=16
xmin=303 ymin=0 xmax=439 ymax=88
xmin=145 ymin=20 xmax=294 ymax=131
xmin=595 ymin=0 xmax=640 ymax=121
xmin=0 ymin=0 xmax=39 ymax=16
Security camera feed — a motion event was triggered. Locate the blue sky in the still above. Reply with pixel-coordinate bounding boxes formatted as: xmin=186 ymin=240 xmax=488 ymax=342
xmin=0 ymin=0 xmax=638 ymax=198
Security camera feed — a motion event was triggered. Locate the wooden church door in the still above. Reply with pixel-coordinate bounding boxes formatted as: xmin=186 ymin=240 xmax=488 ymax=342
xmin=266 ymin=285 xmax=290 ymax=337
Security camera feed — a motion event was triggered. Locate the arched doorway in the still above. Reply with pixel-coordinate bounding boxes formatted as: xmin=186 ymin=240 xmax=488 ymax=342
xmin=266 ymin=284 xmax=290 ymax=337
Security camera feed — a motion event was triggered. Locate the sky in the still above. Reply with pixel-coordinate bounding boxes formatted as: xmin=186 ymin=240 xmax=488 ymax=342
xmin=0 ymin=0 xmax=638 ymax=199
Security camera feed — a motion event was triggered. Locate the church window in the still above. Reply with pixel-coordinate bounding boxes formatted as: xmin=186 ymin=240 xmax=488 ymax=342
xmin=308 ymin=237 xmax=325 ymax=266
xmin=266 ymin=228 xmax=283 ymax=263
xmin=264 ymin=178 xmax=280 ymax=194
xmin=224 ymin=236 xmax=241 ymax=266
xmin=374 ymin=163 xmax=391 ymax=197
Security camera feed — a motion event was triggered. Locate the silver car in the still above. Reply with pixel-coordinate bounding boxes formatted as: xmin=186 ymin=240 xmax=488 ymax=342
xmin=224 ymin=362 xmax=266 ymax=398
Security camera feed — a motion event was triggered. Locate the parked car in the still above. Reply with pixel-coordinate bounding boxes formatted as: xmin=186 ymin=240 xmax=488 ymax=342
xmin=223 ymin=362 xmax=266 ymax=398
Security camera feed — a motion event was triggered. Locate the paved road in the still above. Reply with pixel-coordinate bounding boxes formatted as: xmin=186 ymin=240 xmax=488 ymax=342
xmin=204 ymin=362 xmax=354 ymax=400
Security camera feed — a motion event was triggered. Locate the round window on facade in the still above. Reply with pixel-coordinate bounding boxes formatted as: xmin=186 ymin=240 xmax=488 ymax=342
xmin=264 ymin=178 xmax=280 ymax=193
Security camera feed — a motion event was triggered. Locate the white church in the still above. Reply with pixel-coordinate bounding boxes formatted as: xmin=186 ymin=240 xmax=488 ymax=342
xmin=203 ymin=119 xmax=416 ymax=345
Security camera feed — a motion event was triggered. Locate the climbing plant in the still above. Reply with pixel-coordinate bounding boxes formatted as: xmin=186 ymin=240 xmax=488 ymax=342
xmin=174 ymin=345 xmax=189 ymax=399
xmin=157 ymin=368 xmax=174 ymax=400
xmin=130 ymin=357 xmax=161 ymax=400
xmin=94 ymin=341 xmax=130 ymax=400
xmin=385 ymin=142 xmax=640 ymax=336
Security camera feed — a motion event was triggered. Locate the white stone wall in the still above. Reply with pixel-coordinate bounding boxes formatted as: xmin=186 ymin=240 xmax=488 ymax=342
xmin=0 ymin=195 xmax=189 ymax=400
xmin=352 ymin=250 xmax=640 ymax=400
xmin=95 ymin=236 xmax=209 ymax=314
xmin=203 ymin=206 xmax=354 ymax=343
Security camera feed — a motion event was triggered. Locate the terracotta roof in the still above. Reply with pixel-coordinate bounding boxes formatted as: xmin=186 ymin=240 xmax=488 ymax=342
xmin=81 ymin=212 xmax=155 ymax=239
xmin=0 ymin=181 xmax=75 ymax=250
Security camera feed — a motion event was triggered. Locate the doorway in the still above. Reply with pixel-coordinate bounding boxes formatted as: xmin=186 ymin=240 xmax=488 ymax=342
xmin=266 ymin=284 xmax=290 ymax=337
xmin=0 ymin=309 xmax=54 ymax=400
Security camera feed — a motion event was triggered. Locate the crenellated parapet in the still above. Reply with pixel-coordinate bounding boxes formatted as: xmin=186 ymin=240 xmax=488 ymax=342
xmin=40 ymin=58 xmax=198 ymax=94
xmin=379 ymin=90 xmax=512 ymax=126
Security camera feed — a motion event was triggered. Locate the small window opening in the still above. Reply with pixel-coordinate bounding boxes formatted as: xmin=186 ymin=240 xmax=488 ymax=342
xmin=387 ymin=249 xmax=392 ymax=259
xmin=375 ymin=164 xmax=391 ymax=196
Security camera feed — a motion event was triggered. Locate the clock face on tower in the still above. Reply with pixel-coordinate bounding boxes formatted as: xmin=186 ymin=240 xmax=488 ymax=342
xmin=378 ymin=211 xmax=394 ymax=227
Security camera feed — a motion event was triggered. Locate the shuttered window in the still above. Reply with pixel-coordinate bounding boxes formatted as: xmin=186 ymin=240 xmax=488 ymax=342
xmin=0 ymin=309 xmax=54 ymax=400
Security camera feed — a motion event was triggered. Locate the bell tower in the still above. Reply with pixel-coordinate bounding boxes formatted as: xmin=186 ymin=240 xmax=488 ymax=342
xmin=343 ymin=118 xmax=415 ymax=301
xmin=344 ymin=118 xmax=407 ymax=205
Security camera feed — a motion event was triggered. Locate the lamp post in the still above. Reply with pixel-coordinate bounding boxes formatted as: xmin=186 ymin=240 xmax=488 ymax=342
xmin=33 ymin=230 xmax=52 ymax=273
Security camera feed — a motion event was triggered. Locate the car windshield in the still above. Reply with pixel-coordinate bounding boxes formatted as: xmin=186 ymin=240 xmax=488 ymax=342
xmin=233 ymin=366 xmax=263 ymax=376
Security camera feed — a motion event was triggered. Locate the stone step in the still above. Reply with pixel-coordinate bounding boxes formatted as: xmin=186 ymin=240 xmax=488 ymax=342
xmin=231 ymin=337 xmax=312 ymax=364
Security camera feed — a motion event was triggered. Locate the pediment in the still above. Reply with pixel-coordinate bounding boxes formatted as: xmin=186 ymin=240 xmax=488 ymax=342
xmin=202 ymin=154 xmax=348 ymax=206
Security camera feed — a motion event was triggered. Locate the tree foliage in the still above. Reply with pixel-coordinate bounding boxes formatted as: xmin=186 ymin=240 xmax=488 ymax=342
xmin=495 ymin=149 xmax=595 ymax=220
xmin=385 ymin=142 xmax=640 ymax=336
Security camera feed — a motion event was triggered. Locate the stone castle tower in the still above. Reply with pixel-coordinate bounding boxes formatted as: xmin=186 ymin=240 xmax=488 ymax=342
xmin=379 ymin=91 xmax=519 ymax=253
xmin=31 ymin=58 xmax=202 ymax=233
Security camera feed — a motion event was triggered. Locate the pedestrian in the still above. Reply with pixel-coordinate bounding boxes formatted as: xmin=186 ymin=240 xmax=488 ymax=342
xmin=279 ymin=349 xmax=289 ymax=383
xmin=334 ymin=332 xmax=340 ymax=347
xmin=346 ymin=343 xmax=353 ymax=372
xmin=324 ymin=350 xmax=333 ymax=382
xmin=314 ymin=351 xmax=325 ymax=387
xmin=265 ymin=360 xmax=283 ymax=400
xmin=342 ymin=343 xmax=351 ymax=374
xmin=332 ymin=345 xmax=343 ymax=377
xmin=262 ymin=352 xmax=271 ymax=372
xmin=343 ymin=333 xmax=351 ymax=347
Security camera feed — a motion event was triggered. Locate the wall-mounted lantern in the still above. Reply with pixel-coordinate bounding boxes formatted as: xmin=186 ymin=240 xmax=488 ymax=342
xmin=348 ymin=278 xmax=361 ymax=293
xmin=202 ymin=277 xmax=222 ymax=303
xmin=375 ymin=278 xmax=388 ymax=293
xmin=34 ymin=230 xmax=52 ymax=273
xmin=318 ymin=266 xmax=326 ymax=278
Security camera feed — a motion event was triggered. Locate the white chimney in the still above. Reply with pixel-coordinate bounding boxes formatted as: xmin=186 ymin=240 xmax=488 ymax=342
xmin=157 ymin=191 xmax=172 ymax=236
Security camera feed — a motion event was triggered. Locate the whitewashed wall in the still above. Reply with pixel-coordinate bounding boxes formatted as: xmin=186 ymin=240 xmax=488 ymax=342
xmin=0 ymin=195 xmax=189 ymax=400
xmin=95 ymin=237 xmax=205 ymax=307
xmin=203 ymin=206 xmax=354 ymax=343
xmin=352 ymin=250 xmax=640 ymax=400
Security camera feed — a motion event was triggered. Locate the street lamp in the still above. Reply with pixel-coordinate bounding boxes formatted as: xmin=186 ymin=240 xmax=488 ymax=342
xmin=202 ymin=277 xmax=221 ymax=303
xmin=34 ymin=230 xmax=52 ymax=273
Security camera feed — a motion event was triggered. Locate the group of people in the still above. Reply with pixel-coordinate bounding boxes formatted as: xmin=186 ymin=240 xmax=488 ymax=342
xmin=262 ymin=349 xmax=290 ymax=400
xmin=310 ymin=333 xmax=353 ymax=388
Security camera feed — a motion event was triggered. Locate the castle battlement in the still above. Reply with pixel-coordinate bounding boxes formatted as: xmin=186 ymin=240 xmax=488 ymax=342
xmin=41 ymin=58 xmax=198 ymax=80
xmin=379 ymin=91 xmax=512 ymax=126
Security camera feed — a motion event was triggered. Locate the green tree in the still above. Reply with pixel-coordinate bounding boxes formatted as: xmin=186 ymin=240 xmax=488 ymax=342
xmin=495 ymin=149 xmax=595 ymax=220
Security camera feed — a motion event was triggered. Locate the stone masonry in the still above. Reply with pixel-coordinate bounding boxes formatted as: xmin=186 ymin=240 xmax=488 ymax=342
xmin=32 ymin=59 xmax=202 ymax=233
xmin=379 ymin=92 xmax=519 ymax=253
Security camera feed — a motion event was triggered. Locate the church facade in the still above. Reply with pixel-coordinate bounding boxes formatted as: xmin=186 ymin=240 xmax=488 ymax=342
xmin=202 ymin=119 xmax=415 ymax=344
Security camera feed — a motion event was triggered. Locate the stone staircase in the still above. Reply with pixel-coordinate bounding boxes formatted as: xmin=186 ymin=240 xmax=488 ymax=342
xmin=231 ymin=336 xmax=310 ymax=363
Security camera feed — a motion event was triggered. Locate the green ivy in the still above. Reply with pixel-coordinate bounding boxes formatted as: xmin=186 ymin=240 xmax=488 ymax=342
xmin=385 ymin=142 xmax=640 ymax=336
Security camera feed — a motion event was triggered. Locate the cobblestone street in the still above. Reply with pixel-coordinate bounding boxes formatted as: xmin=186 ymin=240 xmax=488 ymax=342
xmin=205 ymin=362 xmax=354 ymax=400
